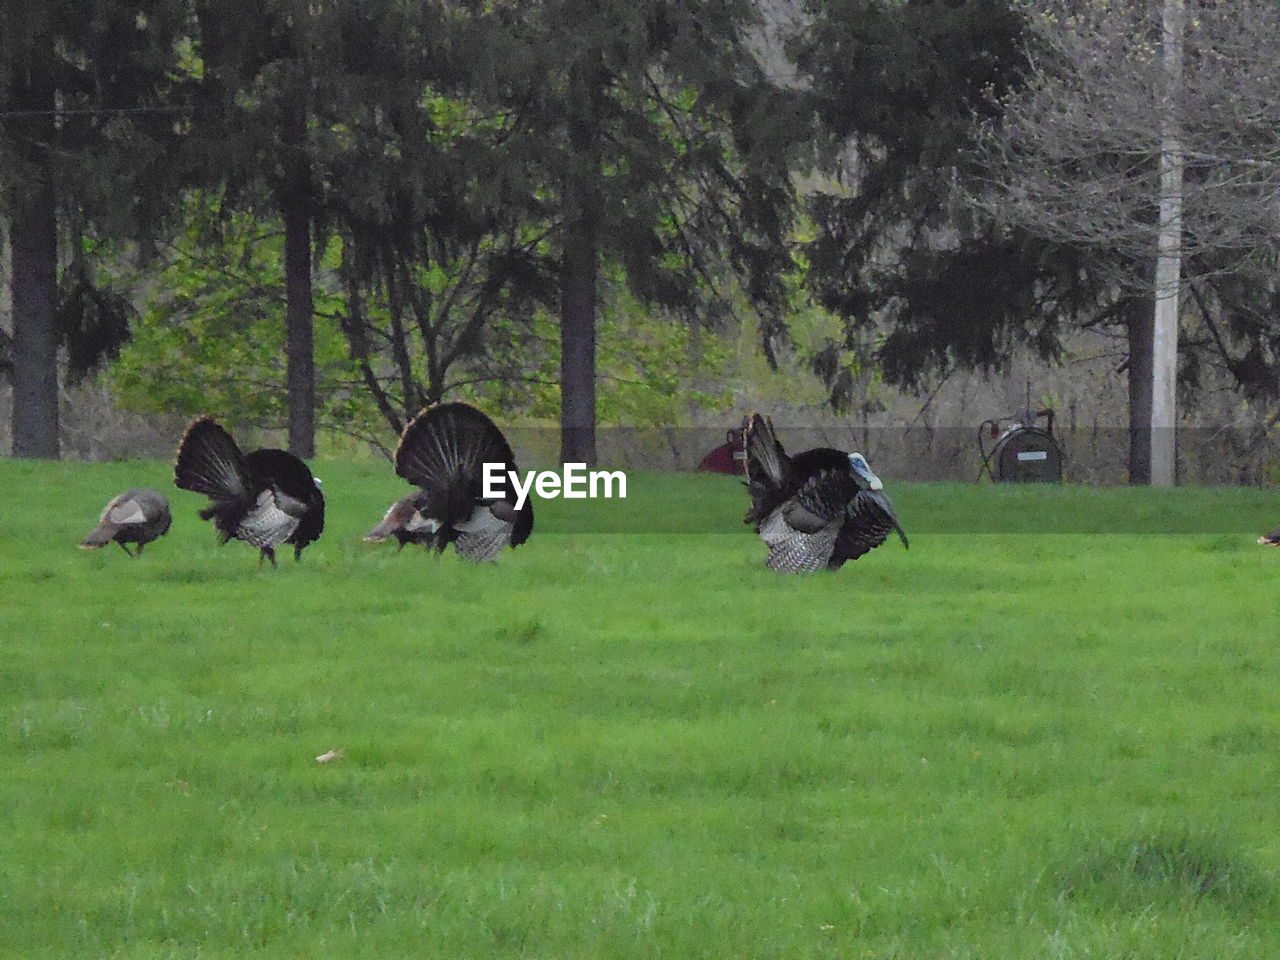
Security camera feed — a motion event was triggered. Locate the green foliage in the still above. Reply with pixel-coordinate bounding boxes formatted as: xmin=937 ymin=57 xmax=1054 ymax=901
xmin=5 ymin=461 xmax=1280 ymax=957
xmin=110 ymin=191 xmax=738 ymax=443
xmin=6 ymin=0 xmax=810 ymax=458
xmin=110 ymin=193 xmax=364 ymax=435
xmin=596 ymin=291 xmax=735 ymax=427
xmin=477 ymin=269 xmax=737 ymax=428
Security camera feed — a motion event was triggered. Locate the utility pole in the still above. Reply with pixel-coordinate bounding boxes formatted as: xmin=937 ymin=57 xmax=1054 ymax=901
xmin=1151 ymin=0 xmax=1184 ymax=486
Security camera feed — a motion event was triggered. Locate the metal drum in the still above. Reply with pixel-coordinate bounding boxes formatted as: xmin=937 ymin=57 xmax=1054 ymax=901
xmin=990 ymin=424 xmax=1064 ymax=482
xmin=978 ymin=406 xmax=1066 ymax=483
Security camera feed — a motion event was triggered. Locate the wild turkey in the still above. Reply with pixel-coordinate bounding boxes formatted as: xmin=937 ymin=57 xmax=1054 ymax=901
xmin=173 ymin=416 xmax=325 ymax=567
xmin=743 ymin=413 xmax=907 ymax=573
xmin=381 ymin=402 xmax=533 ymax=560
xmin=363 ymin=492 xmax=435 ymax=550
xmin=79 ymin=488 xmax=171 ymax=556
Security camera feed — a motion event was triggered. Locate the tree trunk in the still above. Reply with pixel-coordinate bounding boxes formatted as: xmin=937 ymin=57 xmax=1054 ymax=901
xmin=1127 ymin=300 xmax=1153 ymax=485
xmin=1151 ymin=0 xmax=1185 ymax=486
xmin=282 ymin=96 xmax=315 ymax=459
xmin=559 ymin=54 xmax=602 ymax=468
xmin=9 ymin=72 xmax=60 ymax=459
xmin=283 ymin=190 xmax=315 ymax=459
xmin=559 ymin=216 xmax=598 ymax=468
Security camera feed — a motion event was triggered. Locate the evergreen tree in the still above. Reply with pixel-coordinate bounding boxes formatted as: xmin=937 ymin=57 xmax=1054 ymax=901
xmin=192 ymin=0 xmax=347 ymax=457
xmin=791 ymin=0 xmax=1048 ymax=395
xmin=457 ymin=0 xmax=803 ymax=464
xmin=1 ymin=2 xmax=188 ymax=458
xmin=791 ymin=0 xmax=1124 ymax=467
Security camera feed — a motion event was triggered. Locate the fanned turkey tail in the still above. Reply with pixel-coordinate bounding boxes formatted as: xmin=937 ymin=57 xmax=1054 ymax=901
xmin=174 ymin=416 xmax=254 ymax=542
xmin=175 ymin=417 xmax=250 ymax=500
xmin=394 ymin=403 xmax=533 ymax=558
xmin=396 ymin=403 xmax=517 ymax=525
xmin=743 ymin=412 xmax=792 ymax=525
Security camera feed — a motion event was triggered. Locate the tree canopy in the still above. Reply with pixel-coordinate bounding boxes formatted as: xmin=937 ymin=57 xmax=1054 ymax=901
xmin=6 ymin=0 xmax=1280 ymax=477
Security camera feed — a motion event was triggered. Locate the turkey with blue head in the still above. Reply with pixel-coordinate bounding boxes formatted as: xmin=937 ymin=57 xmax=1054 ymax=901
xmin=174 ymin=416 xmax=325 ymax=567
xmin=80 ymin=488 xmax=171 ymax=557
xmin=743 ymin=413 xmax=907 ymax=573
xmin=367 ymin=402 xmax=533 ymax=560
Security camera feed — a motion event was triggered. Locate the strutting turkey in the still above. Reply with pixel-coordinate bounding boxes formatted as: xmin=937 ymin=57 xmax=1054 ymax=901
xmin=374 ymin=402 xmax=533 ymax=560
xmin=79 ymin=488 xmax=171 ymax=556
xmin=173 ymin=416 xmax=325 ymax=567
xmin=743 ymin=413 xmax=907 ymax=573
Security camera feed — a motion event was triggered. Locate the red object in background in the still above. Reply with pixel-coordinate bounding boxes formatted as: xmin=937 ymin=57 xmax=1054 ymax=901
xmin=698 ymin=428 xmax=746 ymax=475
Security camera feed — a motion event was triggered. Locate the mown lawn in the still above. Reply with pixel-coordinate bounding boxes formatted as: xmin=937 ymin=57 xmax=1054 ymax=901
xmin=3 ymin=458 xmax=1280 ymax=958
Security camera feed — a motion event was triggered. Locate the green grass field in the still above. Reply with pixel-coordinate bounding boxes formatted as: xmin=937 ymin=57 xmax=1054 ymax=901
xmin=4 ymin=459 xmax=1280 ymax=958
